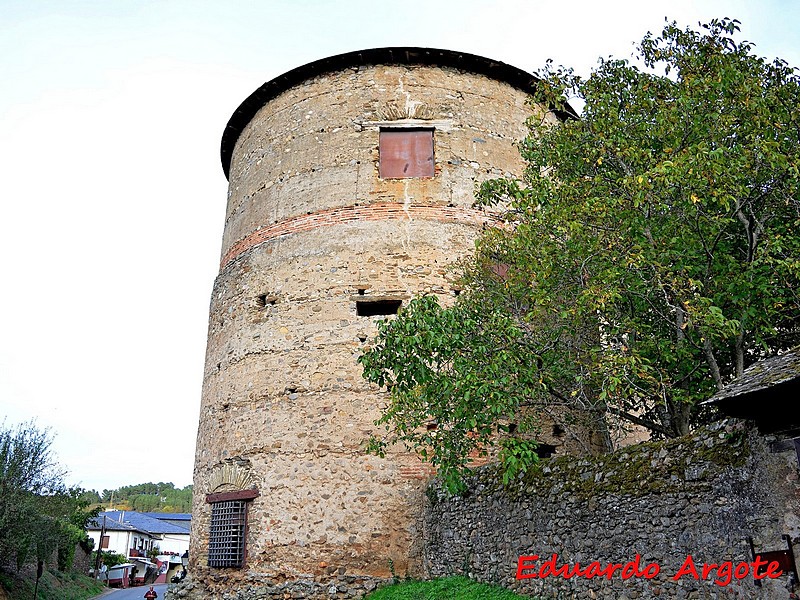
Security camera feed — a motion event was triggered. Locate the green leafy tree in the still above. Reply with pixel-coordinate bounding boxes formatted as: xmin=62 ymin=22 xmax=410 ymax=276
xmin=77 ymin=490 xmax=102 ymax=505
xmin=360 ymin=18 xmax=800 ymax=489
xmin=55 ymin=490 xmax=100 ymax=571
xmin=360 ymin=295 xmax=543 ymax=492
xmin=92 ymin=549 xmax=127 ymax=569
xmin=0 ymin=421 xmax=97 ymax=571
xmin=0 ymin=421 xmax=67 ymax=567
xmin=103 ymin=482 xmax=192 ymax=512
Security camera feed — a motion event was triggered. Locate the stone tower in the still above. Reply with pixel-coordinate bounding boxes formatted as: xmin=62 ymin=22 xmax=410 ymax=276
xmin=189 ymin=48 xmax=546 ymax=599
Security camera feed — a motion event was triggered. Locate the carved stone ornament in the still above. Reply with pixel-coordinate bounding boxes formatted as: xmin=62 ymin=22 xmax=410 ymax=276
xmin=207 ymin=460 xmax=254 ymax=493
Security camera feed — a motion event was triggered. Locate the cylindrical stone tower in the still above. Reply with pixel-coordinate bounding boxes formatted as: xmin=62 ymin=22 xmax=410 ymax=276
xmin=190 ymin=48 xmax=546 ymax=599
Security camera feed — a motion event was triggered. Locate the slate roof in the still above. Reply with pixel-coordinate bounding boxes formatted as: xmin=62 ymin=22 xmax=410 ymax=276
xmin=140 ymin=512 xmax=191 ymax=523
xmin=710 ymin=348 xmax=800 ymax=401
xmin=706 ymin=347 xmax=800 ymax=433
xmin=88 ymin=511 xmax=191 ymax=536
xmin=87 ymin=514 xmax=144 ymax=534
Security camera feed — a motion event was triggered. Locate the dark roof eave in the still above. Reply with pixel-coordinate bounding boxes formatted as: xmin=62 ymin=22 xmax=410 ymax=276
xmin=704 ymin=347 xmax=800 ymax=433
xmin=220 ymin=46 xmax=578 ymax=179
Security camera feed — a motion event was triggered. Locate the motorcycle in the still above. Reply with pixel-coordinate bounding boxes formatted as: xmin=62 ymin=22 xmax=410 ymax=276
xmin=170 ymin=569 xmax=187 ymax=584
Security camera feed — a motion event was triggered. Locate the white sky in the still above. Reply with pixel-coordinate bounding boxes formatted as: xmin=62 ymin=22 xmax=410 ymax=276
xmin=1 ymin=0 xmax=799 ymax=494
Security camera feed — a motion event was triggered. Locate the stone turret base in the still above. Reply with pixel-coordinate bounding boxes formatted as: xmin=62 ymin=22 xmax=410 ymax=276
xmin=165 ymin=574 xmax=392 ymax=599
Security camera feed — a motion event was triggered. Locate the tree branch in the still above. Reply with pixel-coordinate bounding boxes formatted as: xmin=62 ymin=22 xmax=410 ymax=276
xmin=606 ymin=406 xmax=672 ymax=438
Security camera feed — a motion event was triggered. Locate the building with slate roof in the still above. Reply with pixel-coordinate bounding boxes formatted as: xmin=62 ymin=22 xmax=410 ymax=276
xmin=87 ymin=510 xmax=191 ymax=559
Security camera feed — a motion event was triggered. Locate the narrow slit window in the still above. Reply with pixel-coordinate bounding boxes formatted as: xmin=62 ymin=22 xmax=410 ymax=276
xmin=379 ymin=129 xmax=434 ymax=178
xmin=356 ymin=299 xmax=402 ymax=317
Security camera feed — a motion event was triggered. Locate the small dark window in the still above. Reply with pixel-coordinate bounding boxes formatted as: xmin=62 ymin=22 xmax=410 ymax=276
xmin=256 ymin=295 xmax=277 ymax=307
xmin=101 ymin=535 xmax=110 ymax=549
xmin=379 ymin=129 xmax=434 ymax=178
xmin=356 ymin=299 xmax=402 ymax=317
xmin=208 ymin=500 xmax=247 ymax=568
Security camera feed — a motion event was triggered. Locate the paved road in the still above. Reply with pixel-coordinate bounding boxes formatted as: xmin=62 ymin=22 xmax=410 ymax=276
xmin=95 ymin=583 xmax=169 ymax=599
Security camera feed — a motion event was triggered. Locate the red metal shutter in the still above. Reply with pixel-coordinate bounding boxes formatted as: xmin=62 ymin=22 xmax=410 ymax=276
xmin=379 ymin=129 xmax=434 ymax=178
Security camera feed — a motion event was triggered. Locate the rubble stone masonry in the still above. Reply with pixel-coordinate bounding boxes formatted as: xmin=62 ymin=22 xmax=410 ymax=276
xmin=424 ymin=420 xmax=800 ymax=600
xmin=183 ymin=51 xmax=554 ymax=599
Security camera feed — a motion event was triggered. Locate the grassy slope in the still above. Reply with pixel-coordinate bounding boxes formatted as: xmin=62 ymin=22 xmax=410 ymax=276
xmin=366 ymin=576 xmax=532 ymax=600
xmin=0 ymin=568 xmax=105 ymax=600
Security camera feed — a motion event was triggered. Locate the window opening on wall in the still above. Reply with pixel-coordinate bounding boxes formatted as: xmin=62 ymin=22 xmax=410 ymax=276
xmin=208 ymin=500 xmax=246 ymax=567
xmin=379 ymin=128 xmax=434 ymax=178
xmin=206 ymin=488 xmax=259 ymax=569
xmin=256 ymin=294 xmax=277 ymax=308
xmin=356 ymin=299 xmax=402 ymax=317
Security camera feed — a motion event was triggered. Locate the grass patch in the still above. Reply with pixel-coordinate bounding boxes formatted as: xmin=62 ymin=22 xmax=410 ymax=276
xmin=0 ymin=567 xmax=105 ymax=600
xmin=365 ymin=576 xmax=530 ymax=600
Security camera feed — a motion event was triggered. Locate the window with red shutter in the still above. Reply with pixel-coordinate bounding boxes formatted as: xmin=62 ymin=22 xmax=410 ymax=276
xmin=379 ymin=129 xmax=434 ymax=178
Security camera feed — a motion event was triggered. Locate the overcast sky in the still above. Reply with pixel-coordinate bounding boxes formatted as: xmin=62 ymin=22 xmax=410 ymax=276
xmin=1 ymin=0 xmax=799 ymax=494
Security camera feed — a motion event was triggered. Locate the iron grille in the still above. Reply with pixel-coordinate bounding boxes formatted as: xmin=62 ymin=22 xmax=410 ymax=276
xmin=208 ymin=500 xmax=247 ymax=567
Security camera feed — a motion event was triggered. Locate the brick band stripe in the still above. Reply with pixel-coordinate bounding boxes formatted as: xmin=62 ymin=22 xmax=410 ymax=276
xmin=220 ymin=202 xmax=501 ymax=270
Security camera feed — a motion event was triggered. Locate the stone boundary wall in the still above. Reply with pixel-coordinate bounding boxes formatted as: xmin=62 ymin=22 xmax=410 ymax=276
xmin=168 ymin=573 xmax=391 ymax=599
xmin=70 ymin=543 xmax=92 ymax=575
xmin=423 ymin=420 xmax=800 ymax=599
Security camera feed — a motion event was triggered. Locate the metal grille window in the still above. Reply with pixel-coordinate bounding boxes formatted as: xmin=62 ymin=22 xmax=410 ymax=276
xmin=208 ymin=500 xmax=247 ymax=567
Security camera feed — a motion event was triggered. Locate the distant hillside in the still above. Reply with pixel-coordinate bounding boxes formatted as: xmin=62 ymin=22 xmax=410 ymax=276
xmin=79 ymin=482 xmax=193 ymax=513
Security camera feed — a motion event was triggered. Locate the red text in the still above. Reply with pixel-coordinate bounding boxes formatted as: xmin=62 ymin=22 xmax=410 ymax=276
xmin=672 ymin=554 xmax=783 ymax=586
xmin=516 ymin=553 xmax=659 ymax=581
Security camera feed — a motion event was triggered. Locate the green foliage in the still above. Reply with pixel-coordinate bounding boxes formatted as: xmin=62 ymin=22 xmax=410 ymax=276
xmin=360 ymin=18 xmax=800 ymax=490
xmin=0 ymin=567 xmax=105 ymax=600
xmin=76 ymin=490 xmax=101 ymax=505
xmin=99 ymin=482 xmax=193 ymax=512
xmin=471 ymin=17 xmax=800 ymax=439
xmin=365 ymin=576 xmax=532 ymax=599
xmin=360 ymin=295 xmax=541 ymax=492
xmin=91 ymin=550 xmax=127 ymax=568
xmin=498 ymin=438 xmax=541 ymax=486
xmin=0 ymin=421 xmax=97 ymax=572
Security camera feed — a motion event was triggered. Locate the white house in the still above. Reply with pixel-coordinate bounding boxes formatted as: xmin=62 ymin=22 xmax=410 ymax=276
xmin=86 ymin=511 xmax=191 ymax=559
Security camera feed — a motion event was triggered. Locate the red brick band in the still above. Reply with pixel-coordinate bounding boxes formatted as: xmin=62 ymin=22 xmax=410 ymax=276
xmin=220 ymin=202 xmax=500 ymax=270
xmin=399 ymin=464 xmax=437 ymax=479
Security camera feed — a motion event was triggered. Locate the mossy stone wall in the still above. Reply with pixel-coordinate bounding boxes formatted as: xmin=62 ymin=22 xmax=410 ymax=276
xmin=423 ymin=420 xmax=800 ymax=599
